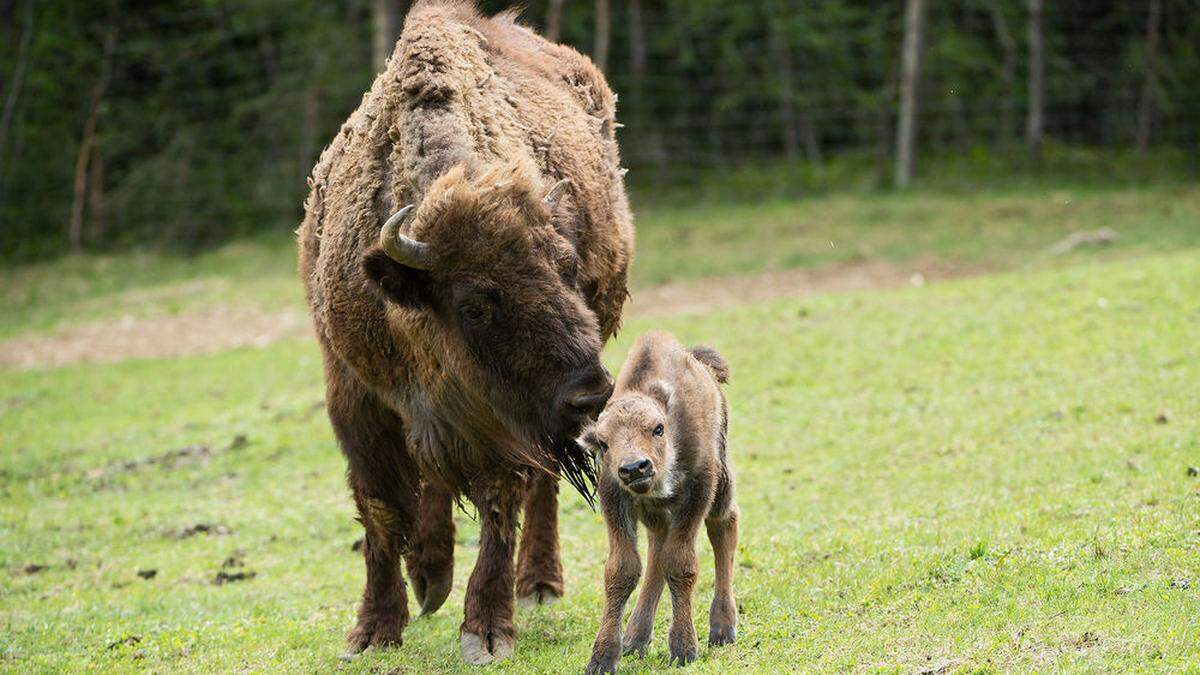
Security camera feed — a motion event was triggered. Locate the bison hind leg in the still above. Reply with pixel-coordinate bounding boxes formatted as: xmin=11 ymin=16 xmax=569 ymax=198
xmin=405 ymin=479 xmax=456 ymax=616
xmin=516 ymin=473 xmax=564 ymax=607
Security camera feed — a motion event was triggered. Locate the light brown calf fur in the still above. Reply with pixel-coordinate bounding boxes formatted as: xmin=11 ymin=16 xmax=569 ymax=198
xmin=582 ymin=331 xmax=737 ymax=673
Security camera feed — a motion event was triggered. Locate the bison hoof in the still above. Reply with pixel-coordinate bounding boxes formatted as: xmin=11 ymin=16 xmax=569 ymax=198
xmin=708 ymin=622 xmax=736 ymax=646
xmin=517 ymin=584 xmax=561 ymax=609
xmin=415 ymin=573 xmax=453 ymax=617
xmin=460 ymin=630 xmax=515 ymax=665
xmin=345 ymin=612 xmax=405 ymax=654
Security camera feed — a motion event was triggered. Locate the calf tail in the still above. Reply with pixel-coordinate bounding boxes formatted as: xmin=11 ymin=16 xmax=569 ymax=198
xmin=688 ymin=345 xmax=730 ymax=384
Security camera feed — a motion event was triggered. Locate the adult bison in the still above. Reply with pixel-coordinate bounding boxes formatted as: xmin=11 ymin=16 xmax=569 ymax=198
xmin=296 ymin=0 xmax=633 ymax=665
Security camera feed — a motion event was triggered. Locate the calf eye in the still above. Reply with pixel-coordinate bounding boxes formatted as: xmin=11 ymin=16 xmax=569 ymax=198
xmin=597 ymin=440 xmax=608 ymax=455
xmin=652 ymin=424 xmax=664 ymax=437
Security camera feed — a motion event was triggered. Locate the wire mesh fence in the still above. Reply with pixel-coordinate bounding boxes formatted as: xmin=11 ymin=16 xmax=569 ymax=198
xmin=1 ymin=0 xmax=1197 ymax=260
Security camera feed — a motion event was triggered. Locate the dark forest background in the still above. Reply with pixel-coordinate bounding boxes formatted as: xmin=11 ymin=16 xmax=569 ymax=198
xmin=1 ymin=0 xmax=1197 ymax=262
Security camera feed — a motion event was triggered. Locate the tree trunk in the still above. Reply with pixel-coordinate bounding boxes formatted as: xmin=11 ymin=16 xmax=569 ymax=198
xmin=895 ymin=0 xmax=927 ymax=189
xmin=768 ymin=22 xmax=800 ymax=160
xmin=68 ymin=21 xmax=117 ymax=253
xmin=372 ymin=0 xmax=402 ymax=72
xmin=546 ymin=0 xmax=565 ymax=41
xmin=87 ymin=150 xmax=106 ymax=245
xmin=625 ymin=0 xmax=665 ymax=165
xmin=988 ymin=0 xmax=1018 ymax=147
xmin=1026 ymin=0 xmax=1044 ymax=160
xmin=300 ymin=52 xmax=325 ymax=185
xmin=628 ymin=0 xmax=646 ymax=75
xmin=799 ymin=113 xmax=822 ymax=163
xmin=1136 ymin=0 xmax=1162 ymax=153
xmin=876 ymin=66 xmax=898 ymax=186
xmin=0 ymin=0 xmax=35 ymax=185
xmin=593 ymin=0 xmax=610 ymax=72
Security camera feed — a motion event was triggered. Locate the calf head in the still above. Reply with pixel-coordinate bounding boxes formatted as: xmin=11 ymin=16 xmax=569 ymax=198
xmin=582 ymin=381 xmax=675 ymax=498
xmin=362 ymin=165 xmax=612 ymax=489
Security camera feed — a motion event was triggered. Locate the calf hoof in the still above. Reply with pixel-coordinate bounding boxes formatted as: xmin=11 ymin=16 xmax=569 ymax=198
xmin=668 ymin=636 xmax=698 ymax=667
xmin=460 ymin=629 xmax=515 ymax=665
xmin=345 ymin=611 xmax=405 ymax=653
xmin=621 ymin=627 xmax=652 ymax=657
xmin=708 ymin=622 xmax=737 ymax=646
xmin=585 ymin=648 xmax=619 ymax=674
xmin=517 ymin=583 xmax=561 ymax=609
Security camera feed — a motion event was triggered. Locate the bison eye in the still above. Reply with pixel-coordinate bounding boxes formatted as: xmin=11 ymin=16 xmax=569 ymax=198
xmin=459 ymin=302 xmax=491 ymax=326
xmin=652 ymin=424 xmax=664 ymax=437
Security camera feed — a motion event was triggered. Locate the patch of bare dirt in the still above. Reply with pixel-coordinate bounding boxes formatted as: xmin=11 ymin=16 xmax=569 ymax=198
xmin=624 ymin=257 xmax=979 ymax=318
xmin=0 ymin=305 xmax=310 ymax=370
xmin=0 ymin=258 xmax=979 ymax=370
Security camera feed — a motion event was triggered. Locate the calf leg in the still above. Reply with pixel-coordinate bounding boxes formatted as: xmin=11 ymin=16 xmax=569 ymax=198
xmin=622 ymin=523 xmax=666 ymax=657
xmin=327 ymin=363 xmax=419 ymax=653
xmin=404 ymin=479 xmax=455 ymax=616
xmin=705 ymin=505 xmax=739 ymax=646
xmin=586 ymin=513 xmax=641 ymax=675
xmin=460 ymin=486 xmax=521 ymax=665
xmin=663 ymin=533 xmax=700 ymax=667
xmin=516 ymin=472 xmax=564 ymax=606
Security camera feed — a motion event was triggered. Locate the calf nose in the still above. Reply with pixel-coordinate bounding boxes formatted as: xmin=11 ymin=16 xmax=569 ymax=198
xmin=618 ymin=458 xmax=654 ymax=483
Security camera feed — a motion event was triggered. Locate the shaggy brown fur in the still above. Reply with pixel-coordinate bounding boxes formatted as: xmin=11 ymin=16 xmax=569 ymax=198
xmin=581 ymin=331 xmax=738 ymax=673
xmin=296 ymin=0 xmax=633 ymax=664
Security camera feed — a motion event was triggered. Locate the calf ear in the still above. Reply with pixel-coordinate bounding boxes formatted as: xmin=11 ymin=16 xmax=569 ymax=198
xmin=579 ymin=426 xmax=602 ymax=454
xmin=645 ymin=380 xmax=674 ymax=412
xmin=362 ymin=247 xmax=431 ymax=310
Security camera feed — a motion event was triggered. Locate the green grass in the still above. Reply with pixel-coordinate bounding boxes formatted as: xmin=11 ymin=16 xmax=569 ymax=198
xmin=4 ymin=181 xmax=1200 ymax=340
xmin=3 ymin=249 xmax=1198 ymax=672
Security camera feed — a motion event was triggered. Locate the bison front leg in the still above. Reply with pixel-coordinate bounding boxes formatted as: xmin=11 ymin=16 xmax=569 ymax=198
xmin=405 ymin=479 xmax=455 ymax=616
xmin=328 ymin=364 xmax=420 ymax=655
xmin=516 ymin=472 xmax=564 ymax=607
xmin=460 ymin=486 xmax=521 ymax=665
xmin=347 ymin=490 xmax=415 ymax=653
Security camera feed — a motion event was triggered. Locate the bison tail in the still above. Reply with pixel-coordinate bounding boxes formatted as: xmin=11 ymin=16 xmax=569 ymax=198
xmin=688 ymin=345 xmax=729 ymax=384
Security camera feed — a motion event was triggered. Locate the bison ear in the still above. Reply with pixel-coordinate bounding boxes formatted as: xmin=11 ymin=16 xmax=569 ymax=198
xmin=645 ymin=380 xmax=674 ymax=412
xmin=362 ymin=247 xmax=431 ymax=310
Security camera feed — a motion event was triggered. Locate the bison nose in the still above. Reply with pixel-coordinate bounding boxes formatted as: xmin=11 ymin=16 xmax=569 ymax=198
xmin=568 ymin=390 xmax=608 ymax=418
xmin=618 ymin=458 xmax=654 ymax=483
xmin=562 ymin=367 xmax=614 ymax=420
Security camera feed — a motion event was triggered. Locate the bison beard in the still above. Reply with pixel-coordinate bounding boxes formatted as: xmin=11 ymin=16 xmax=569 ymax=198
xmin=552 ymin=436 xmax=598 ymax=509
xmin=297 ymin=0 xmax=632 ymax=665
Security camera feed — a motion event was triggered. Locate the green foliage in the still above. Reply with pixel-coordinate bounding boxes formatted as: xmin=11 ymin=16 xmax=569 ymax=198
xmin=1 ymin=0 xmax=1199 ymax=262
xmin=0 ymin=0 xmax=375 ymax=260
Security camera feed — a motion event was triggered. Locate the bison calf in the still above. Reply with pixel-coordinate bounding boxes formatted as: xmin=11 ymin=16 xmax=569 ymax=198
xmin=582 ymin=331 xmax=738 ymax=673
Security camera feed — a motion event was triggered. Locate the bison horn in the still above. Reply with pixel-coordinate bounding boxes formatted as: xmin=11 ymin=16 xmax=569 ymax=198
xmin=379 ymin=204 xmax=434 ymax=270
xmin=542 ymin=178 xmax=572 ymax=211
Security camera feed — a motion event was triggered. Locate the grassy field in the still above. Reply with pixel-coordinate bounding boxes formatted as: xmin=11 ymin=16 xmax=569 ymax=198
xmin=3 ymin=194 xmax=1199 ymax=673
xmin=3 ymin=181 xmax=1200 ymax=343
